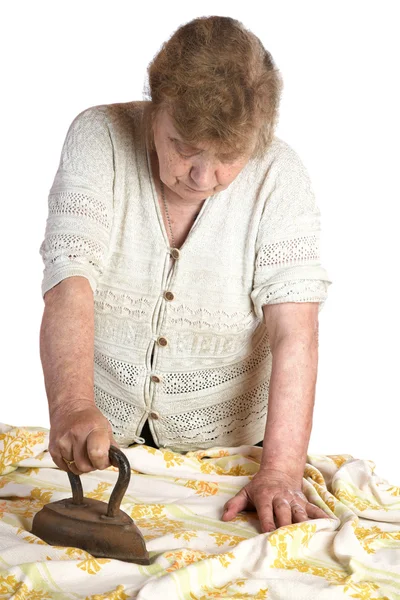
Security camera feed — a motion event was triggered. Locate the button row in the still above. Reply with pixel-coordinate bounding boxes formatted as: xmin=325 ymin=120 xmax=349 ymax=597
xmin=158 ymin=262 xmax=175 ymax=348
xmin=147 ymin=250 xmax=178 ymax=429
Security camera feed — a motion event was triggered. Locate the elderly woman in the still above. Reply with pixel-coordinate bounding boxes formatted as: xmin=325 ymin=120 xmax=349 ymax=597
xmin=39 ymin=16 xmax=332 ymax=533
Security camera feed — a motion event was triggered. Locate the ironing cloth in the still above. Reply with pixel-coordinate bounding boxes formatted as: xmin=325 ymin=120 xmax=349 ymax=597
xmin=1 ymin=423 xmax=399 ymax=599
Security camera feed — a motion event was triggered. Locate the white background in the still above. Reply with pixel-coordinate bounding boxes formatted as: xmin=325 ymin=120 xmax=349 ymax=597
xmin=1 ymin=1 xmax=399 ymax=483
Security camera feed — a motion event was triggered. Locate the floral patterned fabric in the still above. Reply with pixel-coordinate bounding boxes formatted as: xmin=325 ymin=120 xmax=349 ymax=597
xmin=1 ymin=422 xmax=399 ymax=599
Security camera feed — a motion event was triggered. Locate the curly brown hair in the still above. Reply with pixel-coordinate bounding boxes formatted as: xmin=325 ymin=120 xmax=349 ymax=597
xmin=141 ymin=15 xmax=283 ymax=160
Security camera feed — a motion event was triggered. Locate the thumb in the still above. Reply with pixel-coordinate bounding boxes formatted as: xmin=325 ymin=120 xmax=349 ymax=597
xmin=221 ymin=488 xmax=249 ymax=521
xmin=86 ymin=426 xmax=119 ymax=454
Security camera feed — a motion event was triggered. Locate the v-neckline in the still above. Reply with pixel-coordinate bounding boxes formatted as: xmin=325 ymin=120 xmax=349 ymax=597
xmin=144 ymin=142 xmax=217 ymax=252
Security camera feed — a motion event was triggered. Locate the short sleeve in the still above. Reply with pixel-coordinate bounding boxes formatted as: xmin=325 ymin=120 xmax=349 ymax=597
xmin=39 ymin=105 xmax=115 ymax=298
xmin=251 ymin=141 xmax=333 ymax=320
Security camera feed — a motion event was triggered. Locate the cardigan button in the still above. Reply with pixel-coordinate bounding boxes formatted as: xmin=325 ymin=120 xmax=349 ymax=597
xmin=163 ymin=291 xmax=174 ymax=301
xmin=157 ymin=337 xmax=168 ymax=347
xmin=151 ymin=375 xmax=161 ymax=383
xmin=150 ymin=411 xmax=160 ymax=420
xmin=170 ymin=248 xmax=180 ymax=260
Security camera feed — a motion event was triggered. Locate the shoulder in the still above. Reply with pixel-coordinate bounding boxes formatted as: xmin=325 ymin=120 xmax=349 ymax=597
xmin=76 ymin=100 xmax=145 ymax=153
xmin=60 ymin=105 xmax=113 ymax=157
xmin=241 ymin=136 xmax=311 ymax=192
xmin=67 ymin=100 xmax=145 ymax=142
xmin=251 ymin=136 xmax=315 ymax=205
xmin=67 ymin=103 xmax=110 ymax=131
xmin=258 ymin=135 xmax=311 ymax=176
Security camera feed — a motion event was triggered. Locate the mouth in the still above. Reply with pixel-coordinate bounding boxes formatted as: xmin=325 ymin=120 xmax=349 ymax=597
xmin=185 ymin=183 xmax=209 ymax=192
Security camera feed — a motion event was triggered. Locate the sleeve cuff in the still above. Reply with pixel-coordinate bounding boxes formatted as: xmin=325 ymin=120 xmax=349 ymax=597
xmin=41 ymin=266 xmax=98 ymax=299
xmin=251 ymin=274 xmax=332 ymax=320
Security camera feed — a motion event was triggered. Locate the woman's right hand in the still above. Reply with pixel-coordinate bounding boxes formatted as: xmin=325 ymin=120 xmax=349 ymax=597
xmin=48 ymin=401 xmax=120 ymax=475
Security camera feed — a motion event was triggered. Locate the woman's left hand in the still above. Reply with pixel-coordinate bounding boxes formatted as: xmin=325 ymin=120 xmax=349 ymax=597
xmin=221 ymin=468 xmax=331 ymax=532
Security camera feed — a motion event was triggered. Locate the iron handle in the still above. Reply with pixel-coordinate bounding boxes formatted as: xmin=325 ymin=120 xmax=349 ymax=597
xmin=67 ymin=445 xmax=131 ymax=518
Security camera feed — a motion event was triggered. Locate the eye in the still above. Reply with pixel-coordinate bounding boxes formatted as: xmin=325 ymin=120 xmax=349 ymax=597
xmin=177 ymin=150 xmax=195 ymax=159
xmin=220 ymin=155 xmax=240 ymax=165
xmin=220 ymin=155 xmax=236 ymax=164
xmin=171 ymin=138 xmax=199 ymax=158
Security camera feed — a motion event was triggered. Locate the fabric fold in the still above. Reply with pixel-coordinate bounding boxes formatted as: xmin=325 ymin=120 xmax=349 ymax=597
xmin=1 ymin=423 xmax=399 ymax=599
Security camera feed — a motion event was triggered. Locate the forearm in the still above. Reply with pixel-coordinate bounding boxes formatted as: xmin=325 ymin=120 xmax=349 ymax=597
xmin=259 ymin=334 xmax=319 ymax=484
xmin=40 ymin=276 xmax=96 ymax=418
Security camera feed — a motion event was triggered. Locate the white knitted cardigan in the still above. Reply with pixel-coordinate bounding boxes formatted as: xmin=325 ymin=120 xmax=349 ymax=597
xmin=39 ymin=101 xmax=333 ymax=451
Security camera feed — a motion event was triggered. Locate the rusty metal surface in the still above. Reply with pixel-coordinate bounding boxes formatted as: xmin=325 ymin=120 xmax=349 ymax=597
xmin=31 ymin=445 xmax=150 ymax=564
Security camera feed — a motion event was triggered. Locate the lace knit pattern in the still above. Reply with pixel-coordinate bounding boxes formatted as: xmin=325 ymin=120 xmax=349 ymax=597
xmin=39 ymin=101 xmax=332 ymax=451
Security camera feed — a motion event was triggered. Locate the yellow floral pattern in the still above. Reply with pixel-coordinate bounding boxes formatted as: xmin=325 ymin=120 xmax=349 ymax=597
xmin=0 ymin=575 xmax=50 ymax=599
xmin=190 ymin=580 xmax=268 ymax=600
xmin=184 ymin=479 xmax=219 ymax=496
xmin=384 ymin=484 xmax=400 ymax=497
xmin=62 ymin=548 xmax=112 ymax=573
xmin=0 ymin=427 xmax=46 ymax=475
xmin=0 ymin=424 xmax=399 ymax=600
xmin=161 ymin=449 xmax=185 ymax=468
xmin=86 ymin=481 xmax=113 ymax=500
xmin=209 ymin=533 xmax=247 ymax=547
xmin=165 ymin=549 xmax=236 ymax=572
xmin=335 ymin=485 xmax=389 ymax=512
xmin=84 ymin=585 xmax=129 ymax=600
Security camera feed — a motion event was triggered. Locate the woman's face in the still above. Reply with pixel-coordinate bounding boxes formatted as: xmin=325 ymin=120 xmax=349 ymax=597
xmin=151 ymin=108 xmax=256 ymax=201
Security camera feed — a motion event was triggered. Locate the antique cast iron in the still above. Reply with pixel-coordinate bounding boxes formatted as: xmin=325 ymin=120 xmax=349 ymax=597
xmin=31 ymin=445 xmax=150 ymax=564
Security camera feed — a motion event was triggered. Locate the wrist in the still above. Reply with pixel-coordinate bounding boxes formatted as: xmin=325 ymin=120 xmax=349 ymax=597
xmin=257 ymin=465 xmax=304 ymax=487
xmin=49 ymin=397 xmax=95 ymax=419
xmin=259 ymin=452 xmax=306 ymax=483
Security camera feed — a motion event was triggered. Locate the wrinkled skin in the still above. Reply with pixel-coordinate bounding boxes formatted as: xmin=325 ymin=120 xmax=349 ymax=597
xmin=48 ymin=402 xmax=119 ymax=476
xmin=222 ymin=468 xmax=332 ymax=532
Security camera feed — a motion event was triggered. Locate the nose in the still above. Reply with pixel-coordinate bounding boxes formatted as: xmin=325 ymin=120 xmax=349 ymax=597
xmin=189 ymin=160 xmax=217 ymax=190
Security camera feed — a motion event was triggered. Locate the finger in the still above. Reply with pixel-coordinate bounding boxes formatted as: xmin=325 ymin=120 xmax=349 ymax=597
xmin=56 ymin=439 xmax=82 ymax=475
xmin=221 ymin=490 xmax=249 ymax=521
xmin=70 ymin=428 xmax=117 ymax=474
xmin=305 ymin=503 xmax=332 ymax=520
xmin=61 ymin=449 xmax=86 ymax=476
xmin=273 ymin=496 xmax=295 ymax=528
xmin=86 ymin=428 xmax=112 ymax=470
xmin=64 ymin=459 xmax=84 ymax=476
xmin=49 ymin=445 xmax=71 ymax=472
xmin=56 ymin=433 xmax=94 ymax=475
xmin=289 ymin=501 xmax=310 ymax=524
xmin=94 ymin=424 xmax=119 ymax=450
xmin=258 ymin=500 xmax=277 ymax=533
xmin=257 ymin=504 xmax=277 ymax=533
